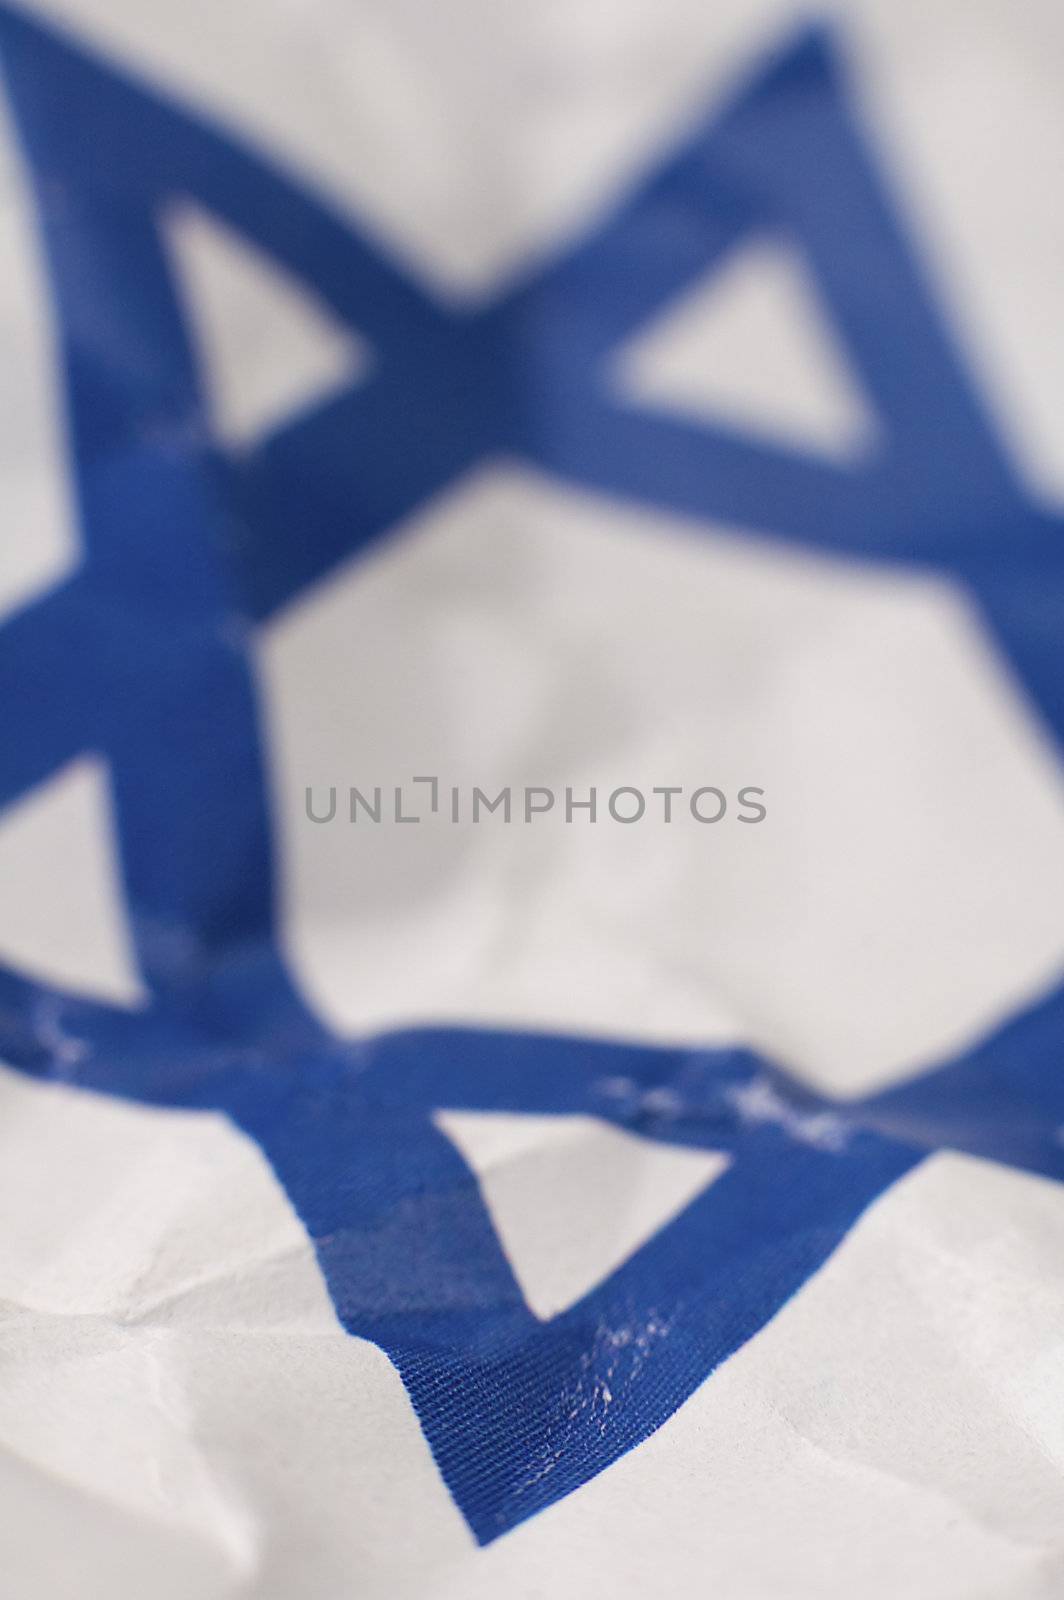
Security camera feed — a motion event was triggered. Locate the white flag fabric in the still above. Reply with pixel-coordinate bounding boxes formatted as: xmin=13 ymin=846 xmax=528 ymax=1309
xmin=1 ymin=2 xmax=1064 ymax=1595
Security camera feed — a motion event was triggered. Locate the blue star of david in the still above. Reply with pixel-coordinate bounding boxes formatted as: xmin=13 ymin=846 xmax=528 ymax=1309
xmin=1 ymin=3 xmax=1064 ymax=1544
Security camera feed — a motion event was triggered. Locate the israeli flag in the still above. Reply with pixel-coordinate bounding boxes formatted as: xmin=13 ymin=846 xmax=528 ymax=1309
xmin=1 ymin=2 xmax=1063 ymax=1595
